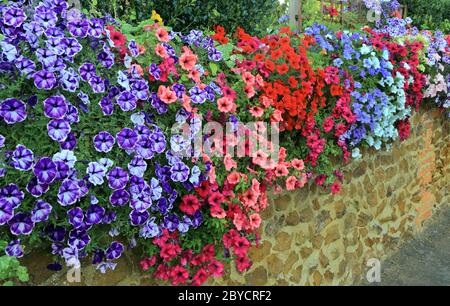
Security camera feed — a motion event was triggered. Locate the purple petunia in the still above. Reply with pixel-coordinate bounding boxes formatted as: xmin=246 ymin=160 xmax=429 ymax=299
xmin=0 ymin=202 xmax=14 ymax=226
xmin=128 ymin=156 xmax=147 ymax=177
xmin=26 ymin=177 xmax=49 ymax=198
xmin=15 ymin=56 xmax=36 ymax=78
xmin=68 ymin=229 xmax=91 ymax=250
xmin=105 ymin=241 xmax=124 ymax=260
xmin=131 ymin=80 xmax=149 ymax=100
xmin=0 ymin=184 xmax=25 ymax=209
xmin=170 ymin=162 xmax=190 ymax=182
xmin=9 ymin=212 xmax=34 ymax=236
xmin=43 ymin=95 xmax=68 ymax=119
xmin=99 ymin=97 xmax=114 ymax=116
xmin=93 ymin=131 xmax=115 ymax=153
xmin=47 ymin=119 xmax=71 ymax=142
xmin=116 ymin=128 xmax=138 ymax=150
xmin=31 ymin=200 xmax=52 ymax=223
xmin=67 ymin=19 xmax=89 ymax=38
xmin=107 ymin=167 xmax=129 ymax=190
xmin=67 ymin=207 xmax=84 ymax=228
xmin=5 ymin=240 xmax=24 ymax=258
xmin=78 ymin=62 xmax=96 ymax=81
xmin=3 ymin=7 xmax=27 ymax=28
xmin=63 ymin=37 xmax=83 ymax=57
xmin=88 ymin=18 xmax=104 ymax=38
xmin=116 ymin=91 xmax=137 ymax=112
xmin=33 ymin=157 xmax=57 ymax=185
xmin=109 ymin=189 xmax=130 ymax=207
xmin=11 ymin=144 xmax=34 ymax=171
xmin=0 ymin=98 xmax=27 ymax=124
xmin=60 ymin=132 xmax=77 ymax=150
xmin=129 ymin=210 xmax=150 ymax=226
xmin=57 ymin=179 xmax=80 ymax=206
xmin=33 ymin=70 xmax=57 ymax=90
xmin=88 ymin=75 xmax=106 ymax=93
xmin=85 ymin=204 xmax=105 ymax=225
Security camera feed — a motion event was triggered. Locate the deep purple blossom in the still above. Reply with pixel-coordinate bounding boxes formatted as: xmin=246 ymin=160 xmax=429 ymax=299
xmin=68 ymin=229 xmax=91 ymax=250
xmin=0 ymin=184 xmax=25 ymax=209
xmin=85 ymin=204 xmax=105 ymax=225
xmin=88 ymin=18 xmax=104 ymax=38
xmin=0 ymin=98 xmax=27 ymax=124
xmin=15 ymin=56 xmax=36 ymax=78
xmin=116 ymin=128 xmax=138 ymax=150
xmin=99 ymin=97 xmax=114 ymax=116
xmin=31 ymin=200 xmax=52 ymax=223
xmin=43 ymin=95 xmax=68 ymax=119
xmin=116 ymin=91 xmax=137 ymax=112
xmin=3 ymin=7 xmax=27 ymax=28
xmin=93 ymin=131 xmax=115 ymax=153
xmin=67 ymin=19 xmax=89 ymax=38
xmin=105 ymin=241 xmax=124 ymax=260
xmin=5 ymin=240 xmax=23 ymax=258
xmin=60 ymin=132 xmax=77 ymax=150
xmin=9 ymin=213 xmax=34 ymax=236
xmin=33 ymin=157 xmax=57 ymax=184
xmin=67 ymin=207 xmax=84 ymax=228
xmin=33 ymin=70 xmax=57 ymax=90
xmin=107 ymin=167 xmax=129 ymax=190
xmin=0 ymin=203 xmax=14 ymax=225
xmin=109 ymin=189 xmax=130 ymax=207
xmin=47 ymin=119 xmax=71 ymax=142
xmin=11 ymin=144 xmax=34 ymax=171
xmin=88 ymin=75 xmax=106 ymax=93
xmin=65 ymin=104 xmax=79 ymax=124
xmin=78 ymin=62 xmax=96 ymax=81
xmin=170 ymin=162 xmax=189 ymax=182
xmin=26 ymin=177 xmax=49 ymax=198
xmin=63 ymin=37 xmax=83 ymax=57
xmin=129 ymin=209 xmax=149 ymax=226
xmin=128 ymin=156 xmax=147 ymax=177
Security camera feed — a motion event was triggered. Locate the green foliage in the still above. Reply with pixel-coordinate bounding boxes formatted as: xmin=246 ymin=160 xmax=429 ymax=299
xmin=403 ymin=0 xmax=450 ymax=31
xmin=0 ymin=241 xmax=29 ymax=285
xmin=81 ymin=0 xmax=286 ymax=35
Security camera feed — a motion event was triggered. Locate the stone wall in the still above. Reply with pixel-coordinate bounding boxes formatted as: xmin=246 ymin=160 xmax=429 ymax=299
xmin=211 ymin=107 xmax=449 ymax=285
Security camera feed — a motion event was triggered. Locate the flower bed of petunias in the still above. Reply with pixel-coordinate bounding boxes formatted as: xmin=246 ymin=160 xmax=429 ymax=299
xmin=0 ymin=1 xmax=448 ymax=285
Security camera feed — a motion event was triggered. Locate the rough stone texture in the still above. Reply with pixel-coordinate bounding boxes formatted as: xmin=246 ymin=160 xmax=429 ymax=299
xmin=23 ymin=108 xmax=448 ymax=286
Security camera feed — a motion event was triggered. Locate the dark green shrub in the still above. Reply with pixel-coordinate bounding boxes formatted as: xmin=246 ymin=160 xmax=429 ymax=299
xmin=403 ymin=0 xmax=450 ymax=31
xmin=81 ymin=0 xmax=286 ymax=35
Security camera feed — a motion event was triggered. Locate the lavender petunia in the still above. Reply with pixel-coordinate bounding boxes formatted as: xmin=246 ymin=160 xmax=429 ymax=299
xmin=33 ymin=70 xmax=57 ymax=90
xmin=87 ymin=162 xmax=107 ymax=186
xmin=116 ymin=128 xmax=138 ymax=150
xmin=26 ymin=177 xmax=49 ymax=198
xmin=33 ymin=157 xmax=57 ymax=184
xmin=67 ymin=207 xmax=84 ymax=228
xmin=65 ymin=104 xmax=79 ymax=124
xmin=0 ymin=98 xmax=27 ymax=124
xmin=0 ymin=135 xmax=4 ymax=148
xmin=128 ymin=156 xmax=147 ymax=177
xmin=8 ymin=213 xmax=34 ymax=236
xmin=105 ymin=241 xmax=124 ymax=261
xmin=85 ymin=204 xmax=105 ymax=225
xmin=109 ymin=189 xmax=130 ymax=207
xmin=3 ymin=7 xmax=27 ymax=28
xmin=31 ymin=200 xmax=52 ymax=223
xmin=107 ymin=167 xmax=129 ymax=190
xmin=11 ymin=144 xmax=34 ymax=171
xmin=43 ymin=95 xmax=68 ymax=119
xmin=5 ymin=240 xmax=23 ymax=258
xmin=47 ymin=119 xmax=71 ymax=142
xmin=93 ymin=131 xmax=115 ymax=153
xmin=116 ymin=91 xmax=137 ymax=112
xmin=57 ymin=179 xmax=80 ymax=206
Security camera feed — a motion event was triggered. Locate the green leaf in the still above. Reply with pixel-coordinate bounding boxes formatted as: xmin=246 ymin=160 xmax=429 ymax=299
xmin=209 ymin=63 xmax=218 ymax=76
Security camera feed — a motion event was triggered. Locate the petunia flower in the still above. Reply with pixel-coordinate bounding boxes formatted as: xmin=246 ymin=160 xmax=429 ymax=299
xmin=0 ymin=184 xmax=25 ymax=209
xmin=170 ymin=162 xmax=190 ymax=182
xmin=3 ymin=7 xmax=27 ymax=28
xmin=63 ymin=37 xmax=83 ymax=57
xmin=99 ymin=97 xmax=114 ymax=116
xmin=11 ymin=144 xmax=34 ymax=171
xmin=129 ymin=210 xmax=149 ymax=226
xmin=0 ymin=98 xmax=27 ymax=124
xmin=60 ymin=132 xmax=77 ymax=150
xmin=107 ymin=167 xmax=129 ymax=190
xmin=33 ymin=70 xmax=57 ymax=90
xmin=26 ymin=177 xmax=49 ymax=198
xmin=68 ymin=229 xmax=91 ymax=250
xmin=33 ymin=157 xmax=57 ymax=185
xmin=87 ymin=162 xmax=107 ymax=186
xmin=31 ymin=200 xmax=52 ymax=223
xmin=57 ymin=179 xmax=80 ymax=206
xmin=0 ymin=202 xmax=14 ymax=226
xmin=43 ymin=95 xmax=68 ymax=119
xmin=5 ymin=240 xmax=24 ymax=258
xmin=85 ymin=204 xmax=105 ymax=225
xmin=128 ymin=156 xmax=147 ymax=177
xmin=109 ymin=189 xmax=130 ymax=207
xmin=8 ymin=212 xmax=34 ymax=236
xmin=131 ymin=80 xmax=149 ymax=100
xmin=15 ymin=56 xmax=36 ymax=78
xmin=105 ymin=241 xmax=124 ymax=260
xmin=116 ymin=91 xmax=137 ymax=112
xmin=67 ymin=207 xmax=84 ymax=228
xmin=88 ymin=75 xmax=106 ymax=93
xmin=67 ymin=19 xmax=89 ymax=37
xmin=47 ymin=119 xmax=71 ymax=142
xmin=88 ymin=18 xmax=104 ymax=38
xmin=116 ymin=128 xmax=138 ymax=150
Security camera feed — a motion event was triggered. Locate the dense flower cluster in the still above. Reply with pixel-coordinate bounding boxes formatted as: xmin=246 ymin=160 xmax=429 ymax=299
xmin=0 ymin=1 xmax=448 ymax=286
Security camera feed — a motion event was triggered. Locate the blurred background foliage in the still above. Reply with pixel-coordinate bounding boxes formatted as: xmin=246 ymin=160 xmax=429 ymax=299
xmin=81 ymin=0 xmax=287 ymax=35
xmin=402 ymin=0 xmax=450 ymax=32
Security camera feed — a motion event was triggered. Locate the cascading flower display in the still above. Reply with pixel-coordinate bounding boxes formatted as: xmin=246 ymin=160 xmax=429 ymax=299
xmin=0 ymin=0 xmax=448 ymax=286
